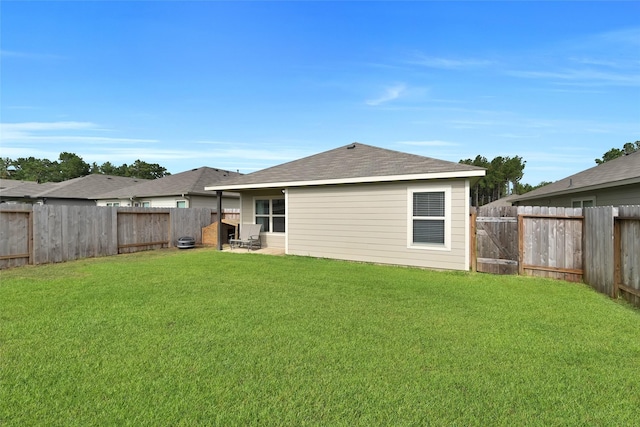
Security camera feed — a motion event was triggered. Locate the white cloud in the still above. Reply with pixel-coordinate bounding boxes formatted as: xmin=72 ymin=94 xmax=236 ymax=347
xmin=569 ymin=57 xmax=625 ymax=68
xmin=12 ymin=135 xmax=159 ymax=144
xmin=408 ymin=55 xmax=494 ymax=70
xmin=366 ymin=84 xmax=407 ymax=106
xmin=0 ymin=147 xmax=62 ymax=159
xmin=2 ymin=121 xmax=96 ymax=132
xmin=593 ymin=27 xmax=640 ymax=47
xmin=491 ymin=133 xmax=539 ymax=139
xmin=506 ymin=68 xmax=640 ymax=87
xmin=0 ymin=121 xmax=157 ymax=144
xmin=194 ymin=140 xmax=237 ymax=145
xmin=396 ymin=140 xmax=459 ymax=147
xmin=0 ymin=119 xmax=316 ymax=174
xmin=199 ymin=148 xmax=304 ymax=162
xmin=519 ymin=151 xmax=596 ymax=164
xmin=506 ymin=27 xmax=640 ymax=87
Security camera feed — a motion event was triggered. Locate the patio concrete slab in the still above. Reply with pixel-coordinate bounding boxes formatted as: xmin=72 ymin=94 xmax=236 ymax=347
xmin=223 ymin=245 xmax=285 ymax=255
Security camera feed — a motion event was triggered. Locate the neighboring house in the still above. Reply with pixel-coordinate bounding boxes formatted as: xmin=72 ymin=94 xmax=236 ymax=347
xmin=480 ymin=194 xmax=519 ymax=208
xmin=205 ymin=143 xmax=485 ymax=271
xmin=0 ymin=175 xmax=148 ymax=206
xmin=512 ymin=150 xmax=640 ymax=208
xmin=0 ymin=179 xmax=54 ymax=204
xmin=96 ymin=166 xmax=242 ymax=209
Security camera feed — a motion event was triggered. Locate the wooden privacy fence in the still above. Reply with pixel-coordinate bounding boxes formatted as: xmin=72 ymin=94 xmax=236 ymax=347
xmin=583 ymin=206 xmax=640 ymax=307
xmin=472 ymin=205 xmax=640 ymax=307
xmin=0 ymin=204 xmax=233 ymax=269
xmin=472 ymin=206 xmax=583 ymax=281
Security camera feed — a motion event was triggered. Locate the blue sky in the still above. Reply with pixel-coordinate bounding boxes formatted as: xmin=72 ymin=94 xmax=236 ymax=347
xmin=1 ymin=1 xmax=639 ymax=185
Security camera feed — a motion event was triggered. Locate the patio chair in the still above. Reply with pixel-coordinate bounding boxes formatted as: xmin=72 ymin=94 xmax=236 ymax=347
xmin=229 ymin=223 xmax=262 ymax=251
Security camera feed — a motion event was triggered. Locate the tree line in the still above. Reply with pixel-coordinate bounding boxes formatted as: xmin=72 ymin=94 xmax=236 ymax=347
xmin=462 ymin=140 xmax=639 ymax=206
xmin=595 ymin=141 xmax=639 ymax=164
xmin=459 ymin=155 xmax=543 ymax=206
xmin=0 ymin=152 xmax=170 ymax=182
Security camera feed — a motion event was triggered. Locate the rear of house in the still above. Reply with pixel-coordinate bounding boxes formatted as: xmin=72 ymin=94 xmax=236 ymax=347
xmin=207 ymin=143 xmax=484 ymax=271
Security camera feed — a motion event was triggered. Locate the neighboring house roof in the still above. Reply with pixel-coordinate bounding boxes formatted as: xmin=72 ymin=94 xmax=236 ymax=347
xmin=513 ymin=150 xmax=640 ymax=203
xmin=0 ymin=179 xmax=39 ymax=190
xmin=0 ymin=179 xmax=56 ymax=198
xmin=481 ymin=194 xmax=519 ymax=207
xmin=0 ymin=175 xmax=145 ymax=200
xmin=205 ymin=143 xmax=485 ymax=191
xmin=39 ymin=175 xmax=149 ymax=199
xmin=96 ymin=166 xmax=242 ymax=199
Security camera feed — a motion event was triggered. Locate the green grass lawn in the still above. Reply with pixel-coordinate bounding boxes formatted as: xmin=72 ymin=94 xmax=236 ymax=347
xmin=1 ymin=248 xmax=639 ymax=426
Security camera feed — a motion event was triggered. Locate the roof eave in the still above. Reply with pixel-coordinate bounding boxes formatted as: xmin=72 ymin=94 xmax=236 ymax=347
xmin=204 ymin=170 xmax=486 ymax=191
xmin=514 ymin=176 xmax=640 ymax=201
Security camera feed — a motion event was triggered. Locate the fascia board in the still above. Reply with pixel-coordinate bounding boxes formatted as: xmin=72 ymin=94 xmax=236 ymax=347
xmin=204 ymin=170 xmax=486 ymax=191
xmin=515 ymin=176 xmax=640 ymax=201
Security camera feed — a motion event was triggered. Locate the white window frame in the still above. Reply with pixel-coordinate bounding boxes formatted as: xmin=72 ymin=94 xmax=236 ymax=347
xmin=407 ymin=185 xmax=451 ymax=251
xmin=106 ymin=202 xmax=120 ymax=207
xmin=141 ymin=201 xmax=151 ymax=208
xmin=571 ymin=197 xmax=595 ymax=208
xmin=253 ymin=196 xmax=286 ymax=234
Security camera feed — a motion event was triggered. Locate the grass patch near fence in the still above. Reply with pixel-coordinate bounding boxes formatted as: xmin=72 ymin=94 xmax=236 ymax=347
xmin=1 ymin=249 xmax=639 ymax=426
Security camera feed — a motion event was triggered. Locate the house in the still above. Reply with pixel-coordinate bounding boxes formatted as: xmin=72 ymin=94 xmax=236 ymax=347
xmin=95 ymin=166 xmax=242 ymax=209
xmin=512 ymin=150 xmax=640 ymax=208
xmin=1 ymin=179 xmax=54 ymax=204
xmin=0 ymin=175 xmax=148 ymax=206
xmin=480 ymin=194 xmax=519 ymax=208
xmin=205 ymin=143 xmax=485 ymax=271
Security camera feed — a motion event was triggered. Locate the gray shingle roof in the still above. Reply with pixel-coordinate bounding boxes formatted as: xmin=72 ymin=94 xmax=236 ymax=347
xmin=205 ymin=143 xmax=485 ymax=190
xmin=514 ymin=150 xmax=640 ymax=202
xmin=96 ymin=167 xmax=242 ymax=199
xmin=0 ymin=179 xmax=56 ymax=197
xmin=0 ymin=179 xmax=40 ymax=190
xmin=40 ymin=175 xmax=149 ymax=198
xmin=0 ymin=175 xmax=145 ymax=199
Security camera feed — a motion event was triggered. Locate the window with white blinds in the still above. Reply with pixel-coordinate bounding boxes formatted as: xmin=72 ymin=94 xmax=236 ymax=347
xmin=408 ymin=187 xmax=450 ymax=249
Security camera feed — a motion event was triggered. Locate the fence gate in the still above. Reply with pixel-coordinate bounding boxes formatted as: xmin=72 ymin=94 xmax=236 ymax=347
xmin=518 ymin=207 xmax=583 ymax=282
xmin=474 ymin=206 xmax=519 ymax=274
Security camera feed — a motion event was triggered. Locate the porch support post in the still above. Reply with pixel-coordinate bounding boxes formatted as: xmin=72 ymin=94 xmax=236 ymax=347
xmin=216 ymin=191 xmax=223 ymax=251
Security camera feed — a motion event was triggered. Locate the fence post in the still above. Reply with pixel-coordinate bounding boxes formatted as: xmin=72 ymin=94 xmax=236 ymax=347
xmin=613 ymin=218 xmax=621 ymax=299
xmin=216 ymin=191 xmax=223 ymax=250
xmin=168 ymin=209 xmax=173 ymax=248
xmin=470 ymin=208 xmax=477 ymax=272
xmin=28 ymin=210 xmax=34 ymax=265
xmin=517 ymin=211 xmax=524 ymax=276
